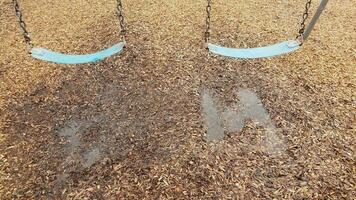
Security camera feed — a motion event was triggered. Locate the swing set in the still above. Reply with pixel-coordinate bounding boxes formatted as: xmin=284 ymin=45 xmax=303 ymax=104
xmin=204 ymin=0 xmax=329 ymax=59
xmin=12 ymin=0 xmax=329 ymax=64
xmin=12 ymin=0 xmax=126 ymax=64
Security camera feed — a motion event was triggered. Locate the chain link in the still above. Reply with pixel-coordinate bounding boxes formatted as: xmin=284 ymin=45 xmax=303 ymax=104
xmin=12 ymin=0 xmax=126 ymax=51
xmin=297 ymin=0 xmax=312 ymax=45
xmin=204 ymin=0 xmax=212 ymax=44
xmin=116 ymin=0 xmax=126 ymax=41
xmin=12 ymin=0 xmax=33 ymax=51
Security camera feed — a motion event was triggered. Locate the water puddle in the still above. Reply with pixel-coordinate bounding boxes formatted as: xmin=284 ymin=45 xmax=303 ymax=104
xmin=222 ymin=89 xmax=275 ymax=130
xmin=57 ymin=120 xmax=82 ymax=149
xmin=54 ymin=118 xmax=103 ymax=194
xmin=83 ymin=148 xmax=101 ymax=168
xmin=202 ymin=90 xmax=225 ymax=142
xmin=202 ymin=88 xmax=285 ymax=154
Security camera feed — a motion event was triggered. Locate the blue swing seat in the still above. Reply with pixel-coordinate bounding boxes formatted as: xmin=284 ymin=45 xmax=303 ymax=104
xmin=207 ymin=40 xmax=300 ymax=59
xmin=30 ymin=41 xmax=126 ymax=64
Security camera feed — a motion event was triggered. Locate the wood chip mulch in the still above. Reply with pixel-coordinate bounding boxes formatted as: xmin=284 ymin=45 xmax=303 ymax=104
xmin=0 ymin=0 xmax=355 ymax=199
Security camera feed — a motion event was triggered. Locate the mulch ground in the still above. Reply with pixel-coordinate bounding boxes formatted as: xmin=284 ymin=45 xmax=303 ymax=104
xmin=0 ymin=0 xmax=355 ymax=199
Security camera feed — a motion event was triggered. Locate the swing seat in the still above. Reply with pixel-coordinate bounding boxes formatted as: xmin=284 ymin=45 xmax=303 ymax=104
xmin=207 ymin=40 xmax=300 ymax=59
xmin=30 ymin=41 xmax=125 ymax=64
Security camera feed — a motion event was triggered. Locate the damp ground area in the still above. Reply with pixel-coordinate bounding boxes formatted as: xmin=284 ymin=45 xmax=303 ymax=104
xmin=0 ymin=0 xmax=355 ymax=199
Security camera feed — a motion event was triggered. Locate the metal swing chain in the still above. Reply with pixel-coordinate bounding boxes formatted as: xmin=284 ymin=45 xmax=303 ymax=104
xmin=12 ymin=0 xmax=34 ymax=51
xmin=204 ymin=0 xmax=212 ymax=44
xmin=116 ymin=0 xmax=126 ymax=41
xmin=297 ymin=0 xmax=312 ymax=45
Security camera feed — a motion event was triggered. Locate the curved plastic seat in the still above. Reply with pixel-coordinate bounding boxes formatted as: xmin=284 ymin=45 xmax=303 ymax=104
xmin=207 ymin=40 xmax=300 ymax=59
xmin=30 ymin=41 xmax=125 ymax=64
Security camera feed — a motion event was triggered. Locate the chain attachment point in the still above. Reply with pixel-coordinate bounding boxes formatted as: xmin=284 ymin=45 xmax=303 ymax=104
xmin=296 ymin=0 xmax=312 ymax=46
xmin=12 ymin=0 xmax=34 ymax=53
xmin=204 ymin=0 xmax=212 ymax=44
xmin=116 ymin=0 xmax=126 ymax=42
